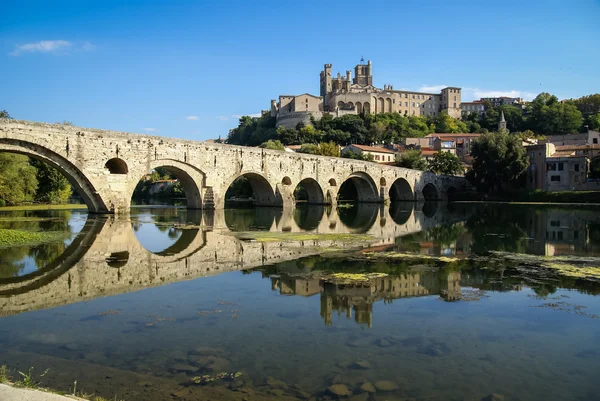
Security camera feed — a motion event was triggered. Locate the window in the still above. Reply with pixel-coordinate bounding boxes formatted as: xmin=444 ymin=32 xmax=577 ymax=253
xmin=405 ymin=102 xmax=408 ymax=107
xmin=547 ymin=163 xmax=556 ymax=171
xmin=375 ymin=155 xmax=380 ymax=160
xmin=453 ymin=102 xmax=456 ymax=108
xmin=550 ymin=175 xmax=561 ymax=182
xmin=530 ymin=152 xmax=535 ymax=160
xmin=594 ymin=138 xmax=598 ymax=144
xmin=412 ymin=95 xmax=415 ymax=99
xmin=416 ymin=103 xmax=420 ymax=107
xmin=558 ymin=163 xmax=564 ymax=171
xmin=412 ymin=102 xmax=415 ymax=107
xmin=404 ymin=94 xmax=408 ymax=98
xmin=574 ymin=164 xmax=580 ymax=172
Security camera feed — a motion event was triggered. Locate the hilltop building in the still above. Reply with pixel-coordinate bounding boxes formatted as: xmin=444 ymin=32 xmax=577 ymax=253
xmin=271 ymin=60 xmax=463 ymax=128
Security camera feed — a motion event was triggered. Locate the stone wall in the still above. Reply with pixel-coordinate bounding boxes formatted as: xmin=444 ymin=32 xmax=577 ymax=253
xmin=0 ymin=119 xmax=466 ymax=213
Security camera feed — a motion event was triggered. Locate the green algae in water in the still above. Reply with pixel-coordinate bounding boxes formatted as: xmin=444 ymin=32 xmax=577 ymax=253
xmin=0 ymin=228 xmax=69 ymax=248
xmin=234 ymin=231 xmax=373 ymax=243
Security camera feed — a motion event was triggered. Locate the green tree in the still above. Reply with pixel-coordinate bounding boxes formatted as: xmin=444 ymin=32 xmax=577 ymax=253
xmin=427 ymin=151 xmax=463 ymax=175
xmin=572 ymin=94 xmax=600 ymax=116
xmin=432 ymin=114 xmax=468 ymax=133
xmin=527 ymin=92 xmax=583 ymax=135
xmin=467 ymin=130 xmax=528 ymax=192
xmin=298 ymin=143 xmax=319 ymax=154
xmin=29 ymin=160 xmax=72 ymax=204
xmin=396 ymin=149 xmax=427 ymax=170
xmin=259 ymin=140 xmax=285 ymax=150
xmin=318 ymin=141 xmax=340 ymax=157
xmin=0 ymin=110 xmax=12 ymax=119
xmin=0 ymin=153 xmax=38 ymax=205
xmin=586 ymin=113 xmax=600 ymax=130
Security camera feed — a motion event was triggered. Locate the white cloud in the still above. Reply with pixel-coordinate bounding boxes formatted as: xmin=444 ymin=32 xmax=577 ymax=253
xmin=185 ymin=116 xmax=199 ymax=120
xmin=9 ymin=40 xmax=94 ymax=56
xmin=231 ymin=113 xmax=261 ymax=119
xmin=144 ymin=127 xmax=158 ymax=132
xmin=216 ymin=116 xmax=228 ymax=121
xmin=418 ymin=85 xmax=448 ymax=93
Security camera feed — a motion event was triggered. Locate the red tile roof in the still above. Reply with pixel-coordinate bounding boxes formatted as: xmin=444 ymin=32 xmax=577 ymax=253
xmin=347 ymin=144 xmax=396 ymax=154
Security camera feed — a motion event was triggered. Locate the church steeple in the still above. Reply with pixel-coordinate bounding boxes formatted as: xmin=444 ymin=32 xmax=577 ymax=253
xmin=498 ymin=110 xmax=507 ymax=131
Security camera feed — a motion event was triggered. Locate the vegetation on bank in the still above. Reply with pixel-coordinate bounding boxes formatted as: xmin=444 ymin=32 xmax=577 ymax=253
xmin=0 ymin=364 xmax=125 ymax=401
xmin=454 ymin=189 xmax=600 ymax=204
xmin=0 ymin=228 xmax=69 ymax=248
xmin=0 ymin=111 xmax=73 ymax=206
xmin=132 ymin=167 xmax=186 ymax=200
xmin=0 ymin=204 xmax=87 ymax=212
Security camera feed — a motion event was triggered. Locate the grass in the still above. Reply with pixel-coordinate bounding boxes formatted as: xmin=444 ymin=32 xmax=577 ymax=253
xmin=234 ymin=231 xmax=373 ymax=243
xmin=0 ymin=365 xmax=7 ymax=383
xmin=0 ymin=204 xmax=87 ymax=212
xmin=0 ymin=228 xmax=69 ymax=248
xmin=0 ymin=365 xmax=125 ymax=400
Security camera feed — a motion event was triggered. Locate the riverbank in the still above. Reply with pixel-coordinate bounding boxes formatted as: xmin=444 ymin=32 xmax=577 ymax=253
xmin=0 ymin=204 xmax=87 ymax=212
xmin=453 ymin=189 xmax=600 ymax=204
xmin=0 ymin=384 xmax=86 ymax=401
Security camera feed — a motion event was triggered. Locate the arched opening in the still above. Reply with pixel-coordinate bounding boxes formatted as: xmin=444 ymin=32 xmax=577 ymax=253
xmin=106 ymin=251 xmax=129 ymax=268
xmin=389 ymin=178 xmax=413 ymax=202
xmin=337 ymin=172 xmax=379 ymax=204
xmin=337 ymin=203 xmax=379 ymax=233
xmin=356 ymin=102 xmax=363 ymax=114
xmin=294 ymin=178 xmax=325 ymax=204
xmin=390 ymin=202 xmax=413 ymax=225
xmin=380 ymin=177 xmax=387 ymax=186
xmin=328 ymin=178 xmax=337 ymax=187
xmin=104 ymin=158 xmax=128 ymax=174
xmin=131 ymin=207 xmax=204 ymax=256
xmin=590 ymin=157 xmax=600 ymax=179
xmin=294 ymin=206 xmax=325 ymax=231
xmin=447 ymin=187 xmax=457 ymax=202
xmin=378 ymin=98 xmax=384 ymax=114
xmin=131 ymin=164 xmax=202 ymax=209
xmin=422 ymin=201 xmax=438 ymax=218
xmin=363 ymin=102 xmax=370 ymax=114
xmin=225 ymin=172 xmax=279 ymax=207
xmin=337 ymin=101 xmax=345 ymax=109
xmin=386 ymin=98 xmax=392 ymax=113
xmin=0 ymin=139 xmax=107 ymax=212
xmin=282 ymin=176 xmax=292 ymax=186
xmin=225 ymin=208 xmax=280 ymax=231
xmin=422 ymin=183 xmax=439 ymax=201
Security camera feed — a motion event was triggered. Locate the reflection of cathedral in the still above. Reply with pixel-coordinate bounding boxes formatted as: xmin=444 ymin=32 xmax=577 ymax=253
xmin=270 ymin=272 xmax=461 ymax=327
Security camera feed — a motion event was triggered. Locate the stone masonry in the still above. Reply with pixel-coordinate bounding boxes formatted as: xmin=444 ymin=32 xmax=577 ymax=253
xmin=0 ymin=119 xmax=466 ymax=213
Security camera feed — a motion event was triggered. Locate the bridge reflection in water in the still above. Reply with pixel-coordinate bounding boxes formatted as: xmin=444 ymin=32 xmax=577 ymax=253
xmin=0 ymin=202 xmax=473 ymax=317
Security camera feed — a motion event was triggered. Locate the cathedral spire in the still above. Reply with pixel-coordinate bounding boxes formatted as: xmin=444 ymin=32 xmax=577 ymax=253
xmin=498 ymin=110 xmax=507 ymax=131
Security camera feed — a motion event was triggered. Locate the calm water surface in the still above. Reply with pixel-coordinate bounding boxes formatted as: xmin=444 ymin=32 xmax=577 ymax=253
xmin=0 ymin=203 xmax=599 ymax=401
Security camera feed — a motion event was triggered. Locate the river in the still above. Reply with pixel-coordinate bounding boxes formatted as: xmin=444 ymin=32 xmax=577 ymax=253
xmin=0 ymin=203 xmax=599 ymax=401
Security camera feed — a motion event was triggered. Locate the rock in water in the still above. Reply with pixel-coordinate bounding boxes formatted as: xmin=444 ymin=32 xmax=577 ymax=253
xmin=374 ymin=380 xmax=399 ymax=392
xmin=350 ymin=360 xmax=372 ymax=370
xmin=360 ymin=382 xmax=376 ymax=393
xmin=350 ymin=394 xmax=369 ymax=401
xmin=266 ymin=376 xmax=289 ymax=390
xmin=328 ymin=383 xmax=351 ymax=397
xmin=482 ymin=394 xmax=505 ymax=401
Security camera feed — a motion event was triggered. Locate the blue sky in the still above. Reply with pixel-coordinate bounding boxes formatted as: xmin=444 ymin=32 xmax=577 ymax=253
xmin=1 ymin=0 xmax=599 ymax=141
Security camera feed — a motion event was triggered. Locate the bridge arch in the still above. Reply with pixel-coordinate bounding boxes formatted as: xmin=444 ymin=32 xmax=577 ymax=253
xmin=294 ymin=178 xmax=325 ymax=204
xmin=224 ymin=171 xmax=280 ymax=207
xmin=389 ymin=177 xmax=414 ymax=201
xmin=105 ymin=158 xmax=128 ymax=174
xmin=130 ymin=159 xmax=204 ymax=209
xmin=422 ymin=183 xmax=439 ymax=201
xmin=338 ymin=171 xmax=379 ymax=203
xmin=0 ymin=138 xmax=107 ymax=213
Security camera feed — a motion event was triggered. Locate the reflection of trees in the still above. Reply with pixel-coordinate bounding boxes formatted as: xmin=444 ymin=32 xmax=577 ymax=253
xmin=0 ymin=210 xmax=73 ymax=276
xmin=466 ymin=207 xmax=529 ymax=254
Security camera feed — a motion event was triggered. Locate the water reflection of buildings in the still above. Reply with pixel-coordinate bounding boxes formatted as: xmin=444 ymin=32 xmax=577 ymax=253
xmin=270 ymin=272 xmax=461 ymax=327
xmin=525 ymin=209 xmax=600 ymax=256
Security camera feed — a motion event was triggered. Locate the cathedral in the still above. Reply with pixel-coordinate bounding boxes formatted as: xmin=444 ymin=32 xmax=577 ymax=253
xmin=270 ymin=60 xmax=463 ymax=129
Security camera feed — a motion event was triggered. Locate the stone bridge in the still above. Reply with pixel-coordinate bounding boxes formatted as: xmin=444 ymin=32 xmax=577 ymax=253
xmin=0 ymin=204 xmax=472 ymax=316
xmin=0 ymin=119 xmax=466 ymax=213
